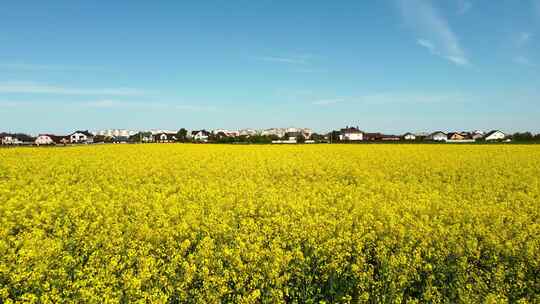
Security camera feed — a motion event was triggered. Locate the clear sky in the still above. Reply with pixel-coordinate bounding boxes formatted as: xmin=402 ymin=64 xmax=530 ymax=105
xmin=1 ymin=0 xmax=539 ymax=134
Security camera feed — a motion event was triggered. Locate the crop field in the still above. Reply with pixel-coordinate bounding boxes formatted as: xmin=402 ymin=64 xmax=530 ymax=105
xmin=0 ymin=144 xmax=539 ymax=303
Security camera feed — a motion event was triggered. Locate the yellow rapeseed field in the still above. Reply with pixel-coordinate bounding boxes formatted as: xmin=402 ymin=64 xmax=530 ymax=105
xmin=0 ymin=144 xmax=539 ymax=303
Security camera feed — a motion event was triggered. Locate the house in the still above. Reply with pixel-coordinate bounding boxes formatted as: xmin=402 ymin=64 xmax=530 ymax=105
xmin=112 ymin=136 xmax=129 ymax=143
xmin=0 ymin=133 xmax=26 ymax=145
xmin=212 ymin=129 xmax=239 ymax=137
xmin=154 ymin=132 xmax=177 ymax=143
xmin=192 ymin=130 xmax=210 ymax=142
xmin=484 ymin=130 xmax=506 ymax=141
xmin=471 ymin=131 xmax=485 ymax=141
xmin=238 ymin=129 xmax=258 ymax=137
xmin=35 ymin=134 xmax=68 ymax=145
xmin=70 ymin=130 xmax=94 ymax=144
xmin=285 ymin=131 xmax=308 ymax=141
xmin=364 ymin=133 xmax=384 ymax=141
xmin=1 ymin=135 xmax=20 ymax=145
xmin=339 ymin=127 xmax=364 ymax=141
xmin=380 ymin=135 xmax=400 ymax=141
xmin=402 ymin=133 xmax=416 ymax=140
xmin=447 ymin=132 xmax=468 ymax=141
xmin=427 ymin=131 xmax=447 ymax=142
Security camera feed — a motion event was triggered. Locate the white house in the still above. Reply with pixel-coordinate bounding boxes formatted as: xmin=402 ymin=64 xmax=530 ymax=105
xmin=212 ymin=129 xmax=239 ymax=137
xmin=1 ymin=135 xmax=22 ymax=145
xmin=154 ymin=132 xmax=177 ymax=143
xmin=428 ymin=131 xmax=447 ymax=142
xmin=402 ymin=133 xmax=416 ymax=140
xmin=339 ymin=127 xmax=364 ymax=141
xmin=192 ymin=130 xmax=210 ymax=142
xmin=238 ymin=129 xmax=258 ymax=137
xmin=35 ymin=135 xmax=56 ymax=145
xmin=484 ymin=130 xmax=506 ymax=141
xmin=70 ymin=130 xmax=94 ymax=144
xmin=471 ymin=131 xmax=485 ymax=141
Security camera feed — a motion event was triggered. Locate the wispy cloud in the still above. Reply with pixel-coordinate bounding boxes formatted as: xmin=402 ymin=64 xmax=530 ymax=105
xmin=456 ymin=0 xmax=472 ymax=15
xmin=0 ymin=99 xmax=217 ymax=112
xmin=516 ymin=32 xmax=533 ymax=46
xmin=312 ymin=98 xmax=345 ymax=106
xmin=512 ymin=32 xmax=535 ymax=66
xmin=0 ymin=62 xmax=104 ymax=71
xmin=417 ymin=39 xmax=437 ymax=53
xmin=358 ymin=92 xmax=470 ymax=105
xmin=0 ymin=101 xmax=30 ymax=108
xmin=0 ymin=82 xmax=146 ymax=96
xmin=82 ymin=100 xmax=217 ymax=111
xmin=398 ymin=0 xmax=469 ymax=66
xmin=256 ymin=55 xmax=310 ymax=65
xmin=513 ymin=56 xmax=535 ymax=67
xmin=311 ymin=92 xmax=469 ymax=107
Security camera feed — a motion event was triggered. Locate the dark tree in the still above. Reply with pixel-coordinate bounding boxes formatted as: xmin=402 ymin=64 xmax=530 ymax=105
xmin=177 ymin=128 xmax=188 ymax=142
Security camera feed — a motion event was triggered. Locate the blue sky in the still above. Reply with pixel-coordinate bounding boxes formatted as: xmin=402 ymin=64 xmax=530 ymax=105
xmin=1 ymin=0 xmax=539 ymax=134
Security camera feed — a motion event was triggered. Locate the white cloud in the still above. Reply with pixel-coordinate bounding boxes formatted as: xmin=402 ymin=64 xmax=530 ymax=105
xmin=358 ymin=92 xmax=470 ymax=105
xmin=0 ymin=99 xmax=217 ymax=111
xmin=457 ymin=0 xmax=472 ymax=15
xmin=256 ymin=56 xmax=309 ymax=65
xmin=513 ymin=56 xmax=535 ymax=67
xmin=83 ymin=100 xmax=217 ymax=111
xmin=516 ymin=32 xmax=533 ymax=47
xmin=417 ymin=38 xmax=437 ymax=53
xmin=0 ymin=82 xmax=146 ymax=96
xmin=174 ymin=104 xmax=217 ymax=111
xmin=312 ymin=98 xmax=345 ymax=106
xmin=0 ymin=101 xmax=26 ymax=108
xmin=311 ymin=92 xmax=470 ymax=107
xmin=0 ymin=63 xmax=104 ymax=71
xmin=398 ymin=0 xmax=469 ymax=66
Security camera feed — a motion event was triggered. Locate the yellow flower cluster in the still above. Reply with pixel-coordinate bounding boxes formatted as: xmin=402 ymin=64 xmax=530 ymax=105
xmin=0 ymin=144 xmax=539 ymax=303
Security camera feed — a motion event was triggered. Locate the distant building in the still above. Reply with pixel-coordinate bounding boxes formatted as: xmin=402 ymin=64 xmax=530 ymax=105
xmin=427 ymin=131 xmax=447 ymax=142
xmin=484 ymin=130 xmax=506 ymax=141
xmin=1 ymin=133 xmax=34 ymax=145
xmin=153 ymin=132 xmax=177 ymax=143
xmin=261 ymin=127 xmax=312 ymax=139
xmin=339 ymin=127 xmax=364 ymax=141
xmin=402 ymin=133 xmax=416 ymax=140
xmin=471 ymin=131 xmax=485 ymax=140
xmin=447 ymin=132 xmax=469 ymax=141
xmin=364 ymin=133 xmax=384 ymax=141
xmin=35 ymin=134 xmax=68 ymax=145
xmin=95 ymin=129 xmax=137 ymax=138
xmin=212 ymin=129 xmax=239 ymax=137
xmin=192 ymin=130 xmax=210 ymax=142
xmin=70 ymin=130 xmax=94 ymax=144
xmin=238 ymin=129 xmax=258 ymax=137
xmin=0 ymin=135 xmax=21 ymax=145
xmin=380 ymin=135 xmax=400 ymax=141
xmin=112 ymin=136 xmax=129 ymax=143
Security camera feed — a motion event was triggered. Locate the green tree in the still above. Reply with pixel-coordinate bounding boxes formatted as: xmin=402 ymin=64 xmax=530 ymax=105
xmin=177 ymin=128 xmax=188 ymax=142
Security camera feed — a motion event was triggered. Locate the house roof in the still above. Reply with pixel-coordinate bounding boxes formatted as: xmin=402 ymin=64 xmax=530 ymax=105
xmin=192 ymin=130 xmax=210 ymax=136
xmin=154 ymin=132 xmax=176 ymax=139
xmin=447 ymin=132 xmax=464 ymax=137
xmin=71 ymin=130 xmax=94 ymax=137
xmin=340 ymin=127 xmax=363 ymax=134
xmin=430 ymin=131 xmax=447 ymax=136
xmin=484 ymin=130 xmax=504 ymax=138
xmin=402 ymin=132 xmax=415 ymax=136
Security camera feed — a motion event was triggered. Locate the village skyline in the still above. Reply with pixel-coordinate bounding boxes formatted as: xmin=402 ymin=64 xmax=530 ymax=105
xmin=3 ymin=126 xmax=539 ymax=146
